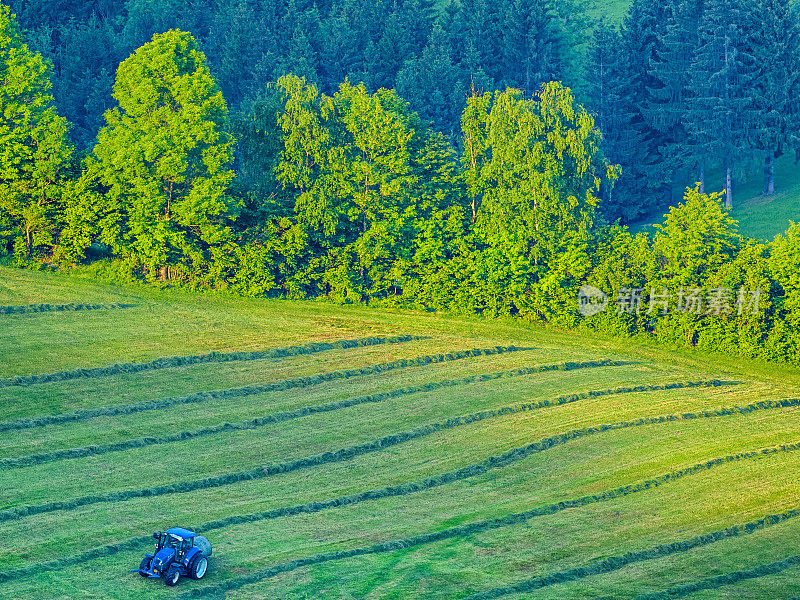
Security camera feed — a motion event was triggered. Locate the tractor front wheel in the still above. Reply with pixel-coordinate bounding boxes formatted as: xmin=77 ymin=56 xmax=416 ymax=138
xmin=188 ymin=555 xmax=208 ymax=580
xmin=164 ymin=566 xmax=181 ymax=586
xmin=138 ymin=556 xmax=151 ymax=577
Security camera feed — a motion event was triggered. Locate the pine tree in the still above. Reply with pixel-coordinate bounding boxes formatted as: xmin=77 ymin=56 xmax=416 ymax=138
xmin=750 ymin=0 xmax=800 ymax=195
xmin=318 ymin=0 xmax=364 ymax=91
xmin=498 ymin=0 xmax=564 ymax=95
xmin=584 ymin=19 xmax=623 ymax=210
xmin=613 ymin=0 xmax=671 ymax=218
xmin=366 ymin=11 xmax=410 ymax=90
xmin=645 ymin=0 xmax=703 ymax=193
xmin=205 ymin=0 xmax=271 ymax=106
xmin=687 ymin=0 xmax=756 ymax=208
xmin=0 ymin=4 xmax=73 ymax=260
xmin=395 ymin=24 xmax=462 ymax=135
xmin=398 ymin=0 xmax=435 ymax=52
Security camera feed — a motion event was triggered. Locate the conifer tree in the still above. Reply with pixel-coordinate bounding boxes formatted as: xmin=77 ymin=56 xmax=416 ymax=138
xmin=750 ymin=0 xmax=800 ymax=195
xmin=396 ymin=24 xmax=462 ymax=135
xmin=645 ymin=0 xmax=703 ymax=192
xmin=498 ymin=0 xmax=564 ymax=95
xmin=612 ymin=0 xmax=670 ymax=218
xmin=686 ymin=0 xmax=755 ymax=208
xmin=584 ymin=20 xmax=623 ymax=210
xmin=365 ymin=12 xmax=410 ymax=90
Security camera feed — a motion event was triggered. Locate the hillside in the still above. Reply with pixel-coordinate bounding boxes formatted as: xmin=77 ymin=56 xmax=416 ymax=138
xmin=1 ymin=267 xmax=800 ymax=599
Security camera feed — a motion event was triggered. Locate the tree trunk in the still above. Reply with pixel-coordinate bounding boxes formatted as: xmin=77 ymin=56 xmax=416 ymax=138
xmin=725 ymin=163 xmax=733 ymax=209
xmin=764 ymin=149 xmax=775 ymax=195
xmin=698 ymin=162 xmax=705 ymax=194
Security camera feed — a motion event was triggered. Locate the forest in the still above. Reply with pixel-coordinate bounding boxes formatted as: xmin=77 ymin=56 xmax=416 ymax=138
xmin=3 ymin=0 xmax=800 ymax=365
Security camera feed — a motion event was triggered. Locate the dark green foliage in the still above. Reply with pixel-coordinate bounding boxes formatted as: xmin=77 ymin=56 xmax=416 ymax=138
xmin=0 ymin=334 xmax=420 ymax=388
xmin=6 ymin=0 xmax=800 ymax=371
xmin=0 ymin=302 xmax=135 ymax=316
xmin=749 ymin=0 xmax=800 ymax=197
xmin=686 ymin=0 xmax=756 ymax=209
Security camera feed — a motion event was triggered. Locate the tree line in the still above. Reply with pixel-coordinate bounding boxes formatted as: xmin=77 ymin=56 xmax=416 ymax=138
xmin=586 ymin=0 xmax=800 ymax=220
xmin=2 ymin=2 xmax=800 ymax=367
xmin=6 ymin=0 xmax=800 ymax=222
xmin=5 ymin=0 xmax=574 ymax=148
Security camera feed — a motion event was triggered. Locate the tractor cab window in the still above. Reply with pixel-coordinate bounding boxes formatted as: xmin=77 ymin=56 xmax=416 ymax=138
xmin=165 ymin=534 xmax=182 ymax=550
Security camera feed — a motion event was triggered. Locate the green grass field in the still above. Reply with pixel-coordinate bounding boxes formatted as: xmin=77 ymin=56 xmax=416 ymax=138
xmin=2 ymin=265 xmax=800 ymax=599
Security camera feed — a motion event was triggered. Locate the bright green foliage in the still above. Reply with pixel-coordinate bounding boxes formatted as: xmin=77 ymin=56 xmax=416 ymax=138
xmin=768 ymin=222 xmax=800 ymax=359
xmin=0 ymin=4 xmax=73 ymax=261
xmin=649 ymin=186 xmax=743 ymax=347
xmin=461 ymin=89 xmax=492 ymax=223
xmin=275 ymin=75 xmax=425 ymax=301
xmin=471 ymin=83 xmax=609 ymax=321
xmin=651 ymin=186 xmax=740 ymax=287
xmin=77 ymin=30 xmax=236 ymax=282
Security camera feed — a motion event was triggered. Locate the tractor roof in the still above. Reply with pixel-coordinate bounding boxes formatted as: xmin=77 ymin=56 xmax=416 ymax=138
xmin=165 ymin=527 xmax=196 ymax=540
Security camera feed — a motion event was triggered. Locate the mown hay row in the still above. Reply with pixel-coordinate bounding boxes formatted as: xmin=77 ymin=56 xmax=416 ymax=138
xmin=2 ymin=381 xmax=784 ymax=526
xmin=463 ymin=514 xmax=800 ymax=599
xmin=0 ymin=335 xmax=422 ymax=388
xmin=0 ymin=357 xmax=645 ymax=469
xmin=0 ymin=422 xmax=791 ymax=585
xmin=632 ymin=555 xmax=800 ymax=599
xmin=0 ymin=345 xmax=527 ymax=432
xmin=181 ymin=504 xmax=800 ymax=598
xmin=0 ymin=303 xmax=136 ymax=316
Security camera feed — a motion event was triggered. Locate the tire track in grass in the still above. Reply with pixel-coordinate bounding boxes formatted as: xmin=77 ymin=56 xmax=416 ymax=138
xmin=0 ymin=302 xmax=136 ymax=316
xmin=1 ymin=381 xmax=782 ymax=526
xmin=631 ymin=556 xmax=800 ymax=600
xmin=1 ymin=359 xmax=658 ymax=470
xmin=0 ymin=335 xmax=423 ymax=388
xmin=0 ymin=345 xmax=530 ymax=433
xmin=4 ymin=406 xmax=796 ymax=586
xmin=181 ymin=504 xmax=800 ymax=598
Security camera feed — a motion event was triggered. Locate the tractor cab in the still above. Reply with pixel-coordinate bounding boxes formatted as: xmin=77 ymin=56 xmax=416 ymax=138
xmin=156 ymin=527 xmax=195 ymax=558
xmin=133 ymin=526 xmax=212 ymax=586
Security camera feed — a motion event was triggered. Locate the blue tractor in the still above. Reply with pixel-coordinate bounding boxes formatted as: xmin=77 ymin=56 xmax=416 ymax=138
xmin=131 ymin=527 xmax=212 ymax=586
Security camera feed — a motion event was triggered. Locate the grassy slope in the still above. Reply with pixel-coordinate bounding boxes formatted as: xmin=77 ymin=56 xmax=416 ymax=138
xmin=1 ymin=266 xmax=800 ymax=599
xmin=633 ymin=156 xmax=800 ymax=241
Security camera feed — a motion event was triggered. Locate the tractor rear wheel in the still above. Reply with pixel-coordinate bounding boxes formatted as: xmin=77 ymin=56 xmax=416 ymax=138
xmin=188 ymin=555 xmax=208 ymax=580
xmin=164 ymin=566 xmax=181 ymax=586
xmin=138 ymin=556 xmax=151 ymax=577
